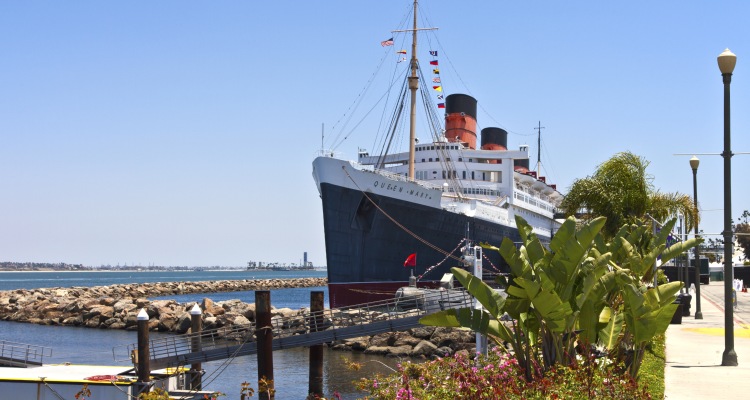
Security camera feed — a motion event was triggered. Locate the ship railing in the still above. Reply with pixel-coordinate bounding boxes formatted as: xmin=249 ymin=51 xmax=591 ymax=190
xmin=122 ymin=289 xmax=474 ymax=369
xmin=513 ymin=191 xmax=556 ymax=214
xmin=316 ymin=149 xmax=341 ymax=158
xmin=349 ymin=161 xmax=446 ymax=191
xmin=0 ymin=340 xmax=52 ymax=367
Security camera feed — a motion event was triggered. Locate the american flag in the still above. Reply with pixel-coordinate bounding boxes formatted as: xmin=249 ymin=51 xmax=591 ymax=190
xmin=381 ymin=37 xmax=394 ymax=47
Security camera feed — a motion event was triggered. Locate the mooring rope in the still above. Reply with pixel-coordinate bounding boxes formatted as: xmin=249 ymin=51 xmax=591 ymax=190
xmin=342 ymin=165 xmax=465 ymax=266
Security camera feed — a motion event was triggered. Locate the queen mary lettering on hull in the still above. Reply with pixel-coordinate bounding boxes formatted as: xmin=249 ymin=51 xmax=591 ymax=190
xmin=312 ymin=1 xmax=563 ymax=308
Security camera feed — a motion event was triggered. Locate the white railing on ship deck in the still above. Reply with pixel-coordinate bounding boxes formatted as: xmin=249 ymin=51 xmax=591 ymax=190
xmin=349 ymin=161 xmax=445 ymax=191
xmin=513 ymin=191 xmax=556 ymax=213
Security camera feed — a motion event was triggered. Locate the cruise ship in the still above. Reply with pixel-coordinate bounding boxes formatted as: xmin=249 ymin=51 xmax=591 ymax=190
xmin=312 ymin=1 xmax=563 ymax=308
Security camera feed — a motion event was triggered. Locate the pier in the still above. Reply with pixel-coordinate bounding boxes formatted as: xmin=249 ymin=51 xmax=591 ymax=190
xmin=127 ymin=288 xmax=471 ymax=369
xmin=126 ymin=288 xmax=472 ymax=397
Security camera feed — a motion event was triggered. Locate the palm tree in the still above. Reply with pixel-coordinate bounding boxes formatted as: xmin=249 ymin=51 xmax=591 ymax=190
xmin=560 ymin=151 xmax=697 ymax=237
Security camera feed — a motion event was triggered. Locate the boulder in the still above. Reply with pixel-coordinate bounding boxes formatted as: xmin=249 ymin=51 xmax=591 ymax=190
xmin=369 ymin=333 xmax=393 ymax=347
xmin=100 ymin=297 xmax=116 ymax=306
xmin=174 ymin=313 xmax=193 ymax=333
xmin=411 ymin=340 xmax=438 ymax=356
xmin=158 ymin=312 xmax=179 ymax=332
xmin=233 ymin=315 xmax=251 ymax=326
xmin=409 ymin=326 xmax=435 ymax=339
xmin=434 ymin=346 xmax=453 ymax=358
xmin=364 ymin=346 xmax=390 ymax=355
xmin=136 ymin=298 xmax=150 ymax=308
xmin=343 ymin=336 xmax=369 ymax=351
xmin=202 ymin=316 xmax=218 ymax=330
xmin=62 ymin=316 xmax=83 ymax=326
xmin=274 ymin=308 xmax=298 ymax=318
xmin=431 ymin=327 xmax=474 ymax=350
xmin=385 ymin=345 xmax=413 ymax=357
xmin=113 ymin=299 xmax=134 ymax=313
xmin=393 ymin=331 xmax=422 ymax=347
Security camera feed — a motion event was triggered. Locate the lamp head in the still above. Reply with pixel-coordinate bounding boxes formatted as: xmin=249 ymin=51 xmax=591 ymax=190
xmin=718 ymin=48 xmax=737 ymax=75
xmin=690 ymin=155 xmax=700 ymax=170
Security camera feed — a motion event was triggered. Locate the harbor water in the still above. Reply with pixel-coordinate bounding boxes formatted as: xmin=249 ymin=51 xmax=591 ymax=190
xmin=0 ymin=270 xmax=400 ymax=398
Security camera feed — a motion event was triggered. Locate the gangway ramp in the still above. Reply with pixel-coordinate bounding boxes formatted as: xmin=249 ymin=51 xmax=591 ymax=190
xmin=125 ymin=288 xmax=472 ymax=370
xmin=0 ymin=340 xmax=51 ymax=368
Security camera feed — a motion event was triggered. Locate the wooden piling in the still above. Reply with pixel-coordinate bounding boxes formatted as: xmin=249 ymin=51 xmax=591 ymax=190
xmin=308 ymin=291 xmax=325 ymax=397
xmin=190 ymin=303 xmax=203 ymax=390
xmin=136 ymin=308 xmax=151 ymax=396
xmin=255 ymin=290 xmax=275 ymax=400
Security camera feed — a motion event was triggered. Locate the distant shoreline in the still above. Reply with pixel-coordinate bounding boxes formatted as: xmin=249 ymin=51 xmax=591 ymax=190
xmin=0 ymin=268 xmax=326 ymax=273
xmin=0 ymin=269 xmax=164 ymax=273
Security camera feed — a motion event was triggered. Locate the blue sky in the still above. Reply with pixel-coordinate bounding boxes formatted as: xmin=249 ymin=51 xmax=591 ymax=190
xmin=2 ymin=1 xmax=749 ymax=267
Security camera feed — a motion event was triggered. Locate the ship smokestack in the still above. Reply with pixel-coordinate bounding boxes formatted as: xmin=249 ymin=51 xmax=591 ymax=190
xmin=445 ymin=94 xmax=477 ymax=149
xmin=480 ymin=127 xmax=507 ymax=150
xmin=514 ymin=158 xmax=530 ymax=173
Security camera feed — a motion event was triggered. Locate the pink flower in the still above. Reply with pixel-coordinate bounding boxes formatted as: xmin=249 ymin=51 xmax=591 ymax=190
xmin=395 ymin=388 xmax=413 ymax=400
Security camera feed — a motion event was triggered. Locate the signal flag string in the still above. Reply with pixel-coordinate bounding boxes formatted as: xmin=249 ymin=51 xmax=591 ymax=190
xmin=417 ymin=238 xmax=466 ymax=281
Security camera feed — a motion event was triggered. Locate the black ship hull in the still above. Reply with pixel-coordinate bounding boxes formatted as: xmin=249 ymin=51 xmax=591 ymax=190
xmin=320 ymin=182 xmax=534 ymax=308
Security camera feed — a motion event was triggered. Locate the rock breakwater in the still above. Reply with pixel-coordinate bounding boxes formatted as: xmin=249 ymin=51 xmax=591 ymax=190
xmin=0 ymin=278 xmax=477 ymax=357
xmin=0 ymin=278 xmax=325 ymax=329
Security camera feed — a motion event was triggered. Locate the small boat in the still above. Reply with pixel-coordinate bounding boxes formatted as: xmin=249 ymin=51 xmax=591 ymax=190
xmin=0 ymin=363 xmax=214 ymax=399
xmin=0 ymin=340 xmax=213 ymax=399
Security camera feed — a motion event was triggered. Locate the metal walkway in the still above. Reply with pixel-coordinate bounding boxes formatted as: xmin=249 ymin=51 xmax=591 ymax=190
xmin=124 ymin=289 xmax=473 ymax=370
xmin=0 ymin=340 xmax=52 ymax=368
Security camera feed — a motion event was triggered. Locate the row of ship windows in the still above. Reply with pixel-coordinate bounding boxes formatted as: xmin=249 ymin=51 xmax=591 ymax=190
xmin=416 ymin=145 xmax=461 ymax=151
xmin=444 ymin=186 xmax=502 ymax=196
xmin=414 ymin=170 xmax=503 ymax=183
xmin=422 ymin=157 xmax=460 ymax=162
xmin=421 ymin=157 xmax=503 ymax=164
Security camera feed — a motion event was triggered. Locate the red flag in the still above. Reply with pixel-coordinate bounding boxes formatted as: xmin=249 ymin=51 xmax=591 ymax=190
xmin=403 ymin=253 xmax=417 ymax=267
xmin=429 ymin=60 xmax=438 ymax=65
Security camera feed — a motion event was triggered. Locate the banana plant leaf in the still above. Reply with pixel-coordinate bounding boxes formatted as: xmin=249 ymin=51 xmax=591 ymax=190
xmin=419 ymin=308 xmax=511 ymax=344
xmin=449 ymin=267 xmax=506 ymax=318
xmin=622 ymin=281 xmax=682 ymax=345
xmin=598 ymin=306 xmax=624 ymax=351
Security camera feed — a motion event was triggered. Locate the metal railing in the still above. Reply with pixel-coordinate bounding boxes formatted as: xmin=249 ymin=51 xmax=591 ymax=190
xmin=124 ymin=288 xmax=473 ymax=370
xmin=0 ymin=340 xmax=52 ymax=367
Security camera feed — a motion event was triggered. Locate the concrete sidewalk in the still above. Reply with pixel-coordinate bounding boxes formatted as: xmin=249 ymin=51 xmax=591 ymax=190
xmin=664 ymin=282 xmax=750 ymax=398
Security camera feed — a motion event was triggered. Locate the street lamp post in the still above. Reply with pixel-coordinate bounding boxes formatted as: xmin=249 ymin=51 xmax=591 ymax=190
xmin=718 ymin=48 xmax=738 ymax=366
xmin=683 ymin=216 xmax=690 ymax=300
xmin=690 ymin=155 xmax=703 ymax=319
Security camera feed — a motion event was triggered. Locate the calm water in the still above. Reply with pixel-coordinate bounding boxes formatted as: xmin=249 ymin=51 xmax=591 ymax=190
xmin=0 ymin=270 xmax=397 ymax=398
xmin=0 ymin=269 xmax=327 ymax=291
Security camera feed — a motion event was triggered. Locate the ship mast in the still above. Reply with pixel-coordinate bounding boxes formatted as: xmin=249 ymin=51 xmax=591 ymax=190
xmin=407 ymin=0 xmax=419 ymax=180
xmin=534 ymin=121 xmax=545 ymax=175
xmin=392 ymin=0 xmax=436 ymax=180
